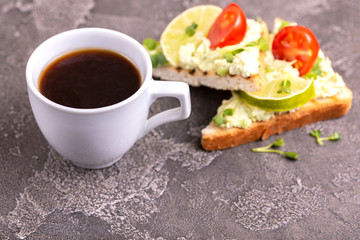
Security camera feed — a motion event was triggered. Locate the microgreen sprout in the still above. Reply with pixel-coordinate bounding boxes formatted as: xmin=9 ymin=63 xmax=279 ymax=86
xmin=252 ymin=138 xmax=299 ymax=160
xmin=223 ymin=48 xmax=244 ymax=63
xmin=304 ymin=57 xmax=322 ymax=79
xmin=271 ymin=138 xmax=285 ymax=147
xmin=142 ymin=38 xmax=167 ymax=68
xmin=213 ymin=108 xmax=234 ymax=126
xmin=278 ymin=21 xmax=290 ymax=31
xmin=246 ymin=37 xmax=268 ymax=52
xmin=246 ymin=39 xmax=258 ymax=47
xmin=143 ymin=38 xmax=157 ymax=50
xmin=310 ymin=130 xmax=341 ymax=145
xmin=185 ymin=22 xmax=198 ymax=37
xmin=223 ymin=52 xmax=234 ymax=63
xmin=258 ymin=37 xmax=269 ymax=52
xmin=216 ymin=66 xmax=229 ymax=77
xmin=232 ymin=48 xmax=245 ymax=55
xmin=150 ymin=52 xmax=167 ymax=68
xmin=277 ymin=79 xmax=291 ymax=94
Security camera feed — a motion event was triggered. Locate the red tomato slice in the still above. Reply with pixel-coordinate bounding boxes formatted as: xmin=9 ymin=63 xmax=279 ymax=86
xmin=207 ymin=3 xmax=247 ymax=49
xmin=272 ymin=25 xmax=320 ymax=76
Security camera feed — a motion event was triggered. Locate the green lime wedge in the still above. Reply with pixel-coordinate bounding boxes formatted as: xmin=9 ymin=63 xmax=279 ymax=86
xmin=237 ymin=78 xmax=315 ymax=111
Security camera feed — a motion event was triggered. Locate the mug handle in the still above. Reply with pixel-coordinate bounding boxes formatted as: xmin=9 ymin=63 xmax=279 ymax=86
xmin=140 ymin=79 xmax=191 ymax=137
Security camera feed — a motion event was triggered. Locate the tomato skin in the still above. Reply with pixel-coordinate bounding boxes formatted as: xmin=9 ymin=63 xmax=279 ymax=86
xmin=207 ymin=3 xmax=247 ymax=49
xmin=272 ymin=25 xmax=320 ymax=76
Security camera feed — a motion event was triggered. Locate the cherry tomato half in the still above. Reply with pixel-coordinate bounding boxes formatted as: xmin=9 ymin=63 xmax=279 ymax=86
xmin=207 ymin=3 xmax=247 ymax=49
xmin=272 ymin=25 xmax=320 ymax=76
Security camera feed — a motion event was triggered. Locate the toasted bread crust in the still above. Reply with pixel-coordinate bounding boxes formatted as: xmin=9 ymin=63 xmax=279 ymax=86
xmin=153 ymin=21 xmax=269 ymax=92
xmin=201 ymin=87 xmax=353 ymax=151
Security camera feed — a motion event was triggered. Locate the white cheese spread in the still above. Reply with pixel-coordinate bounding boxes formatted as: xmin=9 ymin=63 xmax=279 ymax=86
xmin=178 ymin=19 xmax=263 ymax=78
xmin=215 ymin=50 xmax=346 ymax=129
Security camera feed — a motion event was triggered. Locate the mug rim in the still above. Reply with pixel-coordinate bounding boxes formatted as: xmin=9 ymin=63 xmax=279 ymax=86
xmin=26 ymin=27 xmax=152 ymax=115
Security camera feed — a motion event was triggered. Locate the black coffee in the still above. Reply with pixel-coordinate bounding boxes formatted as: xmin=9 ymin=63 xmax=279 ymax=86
xmin=39 ymin=49 xmax=142 ymax=109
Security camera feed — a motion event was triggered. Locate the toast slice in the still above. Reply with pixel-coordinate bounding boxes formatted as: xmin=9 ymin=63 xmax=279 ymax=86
xmin=200 ymin=18 xmax=353 ymax=151
xmin=153 ymin=20 xmax=269 ymax=92
xmin=201 ymin=86 xmax=352 ymax=151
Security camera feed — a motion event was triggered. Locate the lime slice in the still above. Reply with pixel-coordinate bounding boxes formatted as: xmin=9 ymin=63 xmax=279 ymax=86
xmin=237 ymin=77 xmax=315 ymax=111
xmin=160 ymin=5 xmax=222 ymax=66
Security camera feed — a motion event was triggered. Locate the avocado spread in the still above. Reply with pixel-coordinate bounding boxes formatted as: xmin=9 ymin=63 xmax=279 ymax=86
xmin=178 ymin=19 xmax=262 ymax=78
xmin=215 ymin=50 xmax=346 ymax=129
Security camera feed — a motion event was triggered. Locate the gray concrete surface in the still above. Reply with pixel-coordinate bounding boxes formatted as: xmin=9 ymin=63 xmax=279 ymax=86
xmin=1 ymin=0 xmax=360 ymax=239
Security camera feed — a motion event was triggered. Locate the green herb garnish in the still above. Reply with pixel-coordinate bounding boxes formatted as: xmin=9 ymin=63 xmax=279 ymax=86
xmin=310 ymin=130 xmax=341 ymax=145
xmin=213 ymin=114 xmax=224 ymax=126
xmin=185 ymin=22 xmax=198 ymax=37
xmin=232 ymin=48 xmax=245 ymax=55
xmin=278 ymin=21 xmax=291 ymax=31
xmin=216 ymin=66 xmax=229 ymax=77
xmin=213 ymin=108 xmax=234 ymax=125
xmin=223 ymin=108 xmax=234 ymax=116
xmin=252 ymin=138 xmax=299 ymax=160
xmin=277 ymin=79 xmax=291 ymax=94
xmin=156 ymin=52 xmax=167 ymax=65
xmin=304 ymin=57 xmax=322 ymax=79
xmin=246 ymin=37 xmax=268 ymax=52
xmin=271 ymin=138 xmax=285 ymax=147
xmin=222 ymin=48 xmax=244 ymax=63
xmin=150 ymin=54 xmax=158 ymax=68
xmin=246 ymin=41 xmax=257 ymax=47
xmin=142 ymin=38 xmax=168 ymax=68
xmin=258 ymin=37 xmax=269 ymax=51
xmin=150 ymin=52 xmax=167 ymax=68
xmin=142 ymin=38 xmax=157 ymax=50
xmin=223 ymin=52 xmax=234 ymax=63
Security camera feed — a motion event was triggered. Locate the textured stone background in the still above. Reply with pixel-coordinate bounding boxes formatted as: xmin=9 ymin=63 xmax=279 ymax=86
xmin=1 ymin=0 xmax=360 ymax=239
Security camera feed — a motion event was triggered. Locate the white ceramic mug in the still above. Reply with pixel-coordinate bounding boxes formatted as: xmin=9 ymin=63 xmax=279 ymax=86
xmin=26 ymin=28 xmax=191 ymax=169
